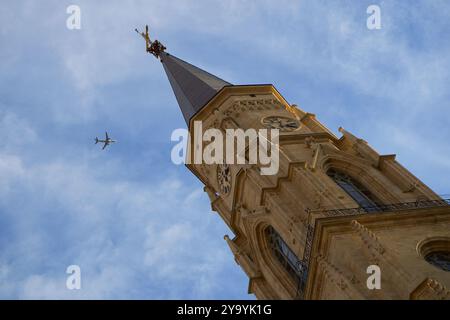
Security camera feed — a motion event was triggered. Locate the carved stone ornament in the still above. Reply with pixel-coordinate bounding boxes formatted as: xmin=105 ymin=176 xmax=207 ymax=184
xmin=217 ymin=164 xmax=232 ymax=195
xmin=262 ymin=116 xmax=300 ymax=132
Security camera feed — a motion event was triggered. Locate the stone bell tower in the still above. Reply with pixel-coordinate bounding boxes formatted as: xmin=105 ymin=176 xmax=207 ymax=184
xmin=141 ymin=30 xmax=450 ymax=299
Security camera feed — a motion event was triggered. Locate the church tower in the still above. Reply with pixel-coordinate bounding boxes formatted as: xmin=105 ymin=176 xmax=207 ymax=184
xmin=142 ymin=32 xmax=450 ymax=299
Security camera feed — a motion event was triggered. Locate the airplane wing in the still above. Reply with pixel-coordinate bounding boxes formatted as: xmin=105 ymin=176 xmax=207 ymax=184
xmin=102 ymin=142 xmax=108 ymax=150
xmin=105 ymin=131 xmax=109 ymax=140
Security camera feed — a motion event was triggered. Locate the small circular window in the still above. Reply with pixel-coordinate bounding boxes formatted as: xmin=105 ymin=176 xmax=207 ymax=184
xmin=424 ymin=251 xmax=450 ymax=272
xmin=417 ymin=237 xmax=450 ymax=272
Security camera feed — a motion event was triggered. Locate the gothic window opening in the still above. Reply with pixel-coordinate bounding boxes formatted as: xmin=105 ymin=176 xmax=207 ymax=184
xmin=265 ymin=226 xmax=306 ymax=288
xmin=327 ymin=169 xmax=380 ymax=211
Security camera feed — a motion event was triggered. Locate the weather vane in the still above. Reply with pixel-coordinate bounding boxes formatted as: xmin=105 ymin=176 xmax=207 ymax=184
xmin=135 ymin=25 xmax=166 ymax=59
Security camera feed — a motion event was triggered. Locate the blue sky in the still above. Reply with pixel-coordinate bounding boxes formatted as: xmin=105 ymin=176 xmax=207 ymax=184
xmin=1 ymin=0 xmax=450 ymax=299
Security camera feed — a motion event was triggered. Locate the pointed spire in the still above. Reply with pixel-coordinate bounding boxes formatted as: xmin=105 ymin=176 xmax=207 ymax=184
xmin=136 ymin=26 xmax=232 ymax=124
xmin=160 ymin=52 xmax=232 ymax=124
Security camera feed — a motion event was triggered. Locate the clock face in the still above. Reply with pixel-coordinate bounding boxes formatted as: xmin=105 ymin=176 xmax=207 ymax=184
xmin=217 ymin=164 xmax=232 ymax=195
xmin=262 ymin=116 xmax=300 ymax=132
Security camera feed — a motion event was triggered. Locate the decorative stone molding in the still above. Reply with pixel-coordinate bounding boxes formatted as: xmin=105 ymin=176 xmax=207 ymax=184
xmin=317 ymin=255 xmax=346 ymax=290
xmin=338 ymin=127 xmax=379 ymax=165
xmin=403 ymin=180 xmax=419 ymax=193
xmin=223 ymin=99 xmax=283 ymax=118
xmin=199 ymin=166 xmax=211 ymax=182
xmin=309 ymin=143 xmax=322 ymax=171
xmin=203 ymin=185 xmax=218 ymax=203
xmin=410 ymin=278 xmax=450 ymax=300
xmin=249 ymin=206 xmax=270 ymax=217
xmin=224 ymin=235 xmax=261 ymax=278
xmin=317 ymin=255 xmax=363 ymax=299
xmin=377 ymin=153 xmax=438 ymax=198
xmin=417 ymin=236 xmax=450 ymax=258
xmin=377 ymin=154 xmax=396 ymax=170
xmin=304 ymin=138 xmax=340 ymax=172
xmin=351 ymin=220 xmax=385 ymax=263
xmin=426 ymin=279 xmax=450 ymax=300
xmin=350 ymin=220 xmax=415 ymax=293
xmin=304 ymin=136 xmax=315 ymax=149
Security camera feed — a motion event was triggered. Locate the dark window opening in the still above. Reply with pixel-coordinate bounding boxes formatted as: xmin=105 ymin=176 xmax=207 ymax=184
xmin=265 ymin=226 xmax=306 ymax=287
xmin=327 ymin=169 xmax=380 ymax=212
xmin=425 ymin=251 xmax=450 ymax=272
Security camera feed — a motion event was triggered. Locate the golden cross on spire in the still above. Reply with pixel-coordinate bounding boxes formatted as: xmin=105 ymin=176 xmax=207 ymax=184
xmin=135 ymin=25 xmax=166 ymax=59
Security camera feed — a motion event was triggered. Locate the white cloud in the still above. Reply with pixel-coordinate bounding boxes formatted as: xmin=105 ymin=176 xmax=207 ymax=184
xmin=144 ymin=223 xmax=193 ymax=268
xmin=0 ymin=142 xmax=245 ymax=299
xmin=0 ymin=111 xmax=37 ymax=150
xmin=0 ymin=154 xmax=25 ymax=197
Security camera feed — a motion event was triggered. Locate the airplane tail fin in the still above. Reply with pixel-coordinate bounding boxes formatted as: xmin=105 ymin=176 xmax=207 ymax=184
xmin=95 ymin=137 xmax=99 ymax=144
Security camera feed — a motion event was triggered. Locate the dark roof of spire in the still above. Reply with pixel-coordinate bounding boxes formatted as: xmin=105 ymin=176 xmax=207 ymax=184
xmin=160 ymin=51 xmax=232 ymax=124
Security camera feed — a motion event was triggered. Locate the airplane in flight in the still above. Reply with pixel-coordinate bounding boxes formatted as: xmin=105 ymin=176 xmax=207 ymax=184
xmin=95 ymin=132 xmax=116 ymax=150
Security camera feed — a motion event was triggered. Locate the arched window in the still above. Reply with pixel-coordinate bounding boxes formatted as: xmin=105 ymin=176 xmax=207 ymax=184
xmin=327 ymin=169 xmax=380 ymax=211
xmin=265 ymin=226 xmax=306 ymax=286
